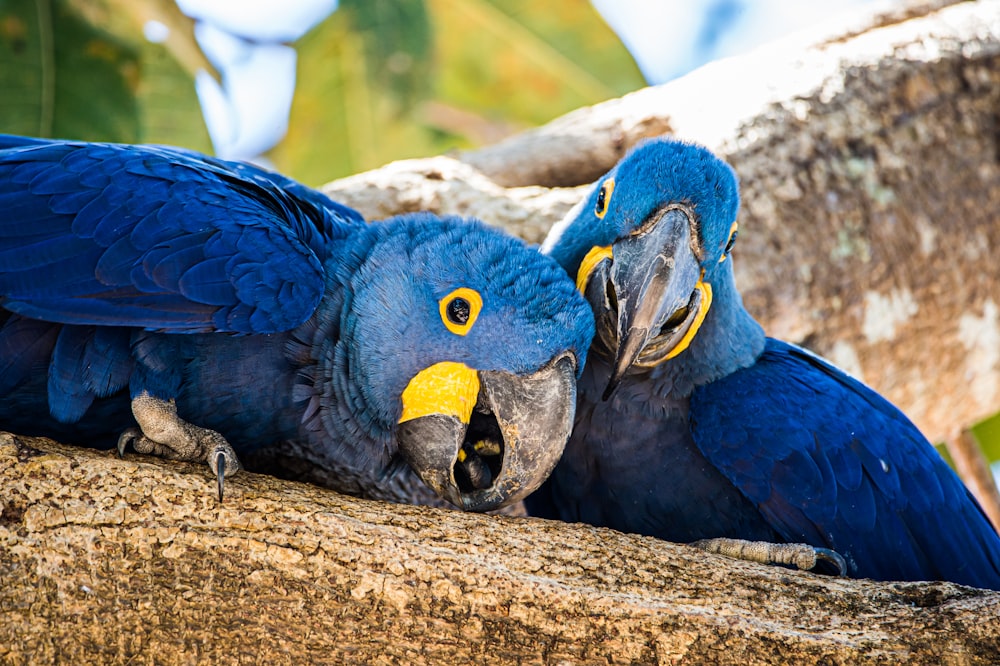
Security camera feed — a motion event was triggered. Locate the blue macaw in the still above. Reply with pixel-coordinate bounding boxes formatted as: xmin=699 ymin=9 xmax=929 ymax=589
xmin=525 ymin=137 xmax=1000 ymax=589
xmin=0 ymin=135 xmax=594 ymax=510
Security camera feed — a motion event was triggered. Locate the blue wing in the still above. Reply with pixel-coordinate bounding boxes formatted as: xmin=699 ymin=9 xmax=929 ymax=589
xmin=0 ymin=135 xmax=363 ymax=334
xmin=690 ymin=338 xmax=1000 ymax=587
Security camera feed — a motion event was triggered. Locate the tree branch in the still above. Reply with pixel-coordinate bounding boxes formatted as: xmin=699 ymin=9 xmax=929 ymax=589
xmin=3 ymin=434 xmax=999 ymax=665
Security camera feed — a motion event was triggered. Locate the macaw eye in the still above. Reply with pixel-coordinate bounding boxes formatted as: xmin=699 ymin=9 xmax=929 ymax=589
xmin=447 ymin=298 xmax=470 ymax=325
xmin=725 ymin=230 xmax=738 ymax=254
xmin=719 ymin=221 xmax=739 ymax=263
xmin=595 ymin=178 xmax=615 ymax=219
xmin=439 ymin=287 xmax=483 ymax=336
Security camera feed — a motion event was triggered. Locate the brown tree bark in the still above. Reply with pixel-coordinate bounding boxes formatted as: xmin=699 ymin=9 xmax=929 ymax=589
xmin=2 ymin=434 xmax=999 ymax=665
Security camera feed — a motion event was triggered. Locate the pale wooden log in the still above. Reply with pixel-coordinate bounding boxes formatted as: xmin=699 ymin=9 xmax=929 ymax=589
xmin=2 ymin=434 xmax=999 ymax=666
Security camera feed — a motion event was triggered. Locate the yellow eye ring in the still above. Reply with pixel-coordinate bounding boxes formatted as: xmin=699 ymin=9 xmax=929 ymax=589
xmin=439 ymin=287 xmax=482 ymax=336
xmin=719 ymin=221 xmax=739 ymax=263
xmin=595 ymin=178 xmax=615 ymax=219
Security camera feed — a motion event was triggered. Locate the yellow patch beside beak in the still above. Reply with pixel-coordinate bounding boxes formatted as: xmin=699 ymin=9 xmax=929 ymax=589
xmin=399 ymin=362 xmax=480 ymax=424
xmin=664 ymin=280 xmax=713 ymax=361
xmin=576 ymin=245 xmax=613 ymax=294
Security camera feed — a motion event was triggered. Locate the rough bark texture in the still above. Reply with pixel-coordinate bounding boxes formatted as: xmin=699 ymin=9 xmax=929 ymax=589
xmin=326 ymin=0 xmax=1000 ymax=449
xmin=5 ymin=2 xmax=1000 ymax=664
xmin=3 ymin=434 xmax=1000 ymax=665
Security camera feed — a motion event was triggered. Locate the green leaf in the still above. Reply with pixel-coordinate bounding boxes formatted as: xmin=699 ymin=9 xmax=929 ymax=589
xmin=273 ymin=13 xmax=446 ymax=186
xmin=428 ymin=0 xmax=643 ymax=125
xmin=337 ymin=0 xmax=432 ymax=109
xmin=0 ymin=0 xmax=210 ymax=148
xmin=273 ymin=0 xmax=645 ymax=184
xmin=93 ymin=0 xmax=214 ymax=149
xmin=0 ymin=0 xmax=139 ymax=141
xmin=1 ymin=0 xmax=643 ymax=183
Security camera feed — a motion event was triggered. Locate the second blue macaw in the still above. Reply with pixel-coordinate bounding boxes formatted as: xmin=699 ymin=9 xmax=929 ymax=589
xmin=0 ymin=135 xmax=594 ymax=510
xmin=526 ymin=137 xmax=1000 ymax=589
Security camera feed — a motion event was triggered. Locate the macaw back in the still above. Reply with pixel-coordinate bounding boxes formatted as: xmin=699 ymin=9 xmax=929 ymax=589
xmin=0 ymin=135 xmax=358 ymax=454
xmin=0 ymin=136 xmax=596 ymax=511
xmin=689 ymin=338 xmax=1000 ymax=587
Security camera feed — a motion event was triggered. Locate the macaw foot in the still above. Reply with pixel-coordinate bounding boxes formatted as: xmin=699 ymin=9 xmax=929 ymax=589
xmin=117 ymin=391 xmax=242 ymax=502
xmin=692 ymin=537 xmax=848 ymax=576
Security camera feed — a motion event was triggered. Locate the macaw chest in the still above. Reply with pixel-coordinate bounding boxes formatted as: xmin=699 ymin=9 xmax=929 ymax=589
xmin=552 ymin=362 xmax=777 ymax=542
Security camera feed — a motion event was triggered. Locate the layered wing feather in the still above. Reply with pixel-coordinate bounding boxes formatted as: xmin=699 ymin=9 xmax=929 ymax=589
xmin=0 ymin=136 xmax=362 ymax=334
xmin=691 ymin=338 xmax=1000 ymax=587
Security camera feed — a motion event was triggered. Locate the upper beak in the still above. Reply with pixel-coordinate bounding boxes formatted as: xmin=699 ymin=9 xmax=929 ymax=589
xmin=601 ymin=207 xmax=710 ymax=399
xmin=395 ymin=354 xmax=577 ymax=512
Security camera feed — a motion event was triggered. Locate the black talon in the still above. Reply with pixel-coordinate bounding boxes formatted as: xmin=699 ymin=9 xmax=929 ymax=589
xmin=116 ymin=428 xmax=138 ymax=459
xmin=815 ymin=547 xmax=848 ymax=576
xmin=217 ymin=451 xmax=226 ymax=503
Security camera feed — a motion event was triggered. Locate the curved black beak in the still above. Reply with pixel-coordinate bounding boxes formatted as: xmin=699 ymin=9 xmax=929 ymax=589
xmin=601 ymin=207 xmax=708 ymax=399
xmin=396 ymin=353 xmax=577 ymax=512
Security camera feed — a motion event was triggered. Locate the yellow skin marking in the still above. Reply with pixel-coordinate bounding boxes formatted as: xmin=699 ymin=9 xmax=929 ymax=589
xmin=595 ymin=178 xmax=615 ymax=219
xmin=439 ymin=287 xmax=482 ymax=336
xmin=664 ymin=280 xmax=713 ymax=360
xmin=577 ymin=245 xmax=713 ymax=363
xmin=719 ymin=221 xmax=739 ymax=263
xmin=456 ymin=440 xmax=501 ymax=463
xmin=399 ymin=361 xmax=480 ymax=424
xmin=576 ymin=245 xmax=612 ymax=294
xmin=473 ymin=439 xmax=502 ymax=456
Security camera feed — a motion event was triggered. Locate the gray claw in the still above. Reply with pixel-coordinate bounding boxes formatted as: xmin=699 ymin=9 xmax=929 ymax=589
xmin=117 ymin=428 xmax=141 ymax=458
xmin=815 ymin=547 xmax=848 ymax=576
xmin=207 ymin=441 xmax=241 ymax=503
xmin=217 ymin=451 xmax=226 ymax=503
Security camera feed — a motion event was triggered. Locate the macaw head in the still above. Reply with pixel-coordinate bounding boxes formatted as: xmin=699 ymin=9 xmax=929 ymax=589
xmin=541 ymin=138 xmax=741 ymax=397
xmin=334 ymin=213 xmax=594 ymax=512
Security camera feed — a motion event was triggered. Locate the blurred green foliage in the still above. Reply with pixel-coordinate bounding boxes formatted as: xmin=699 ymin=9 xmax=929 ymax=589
xmin=0 ymin=0 xmax=645 ymax=184
xmin=275 ymin=0 xmax=646 ymax=184
xmin=975 ymin=414 xmax=1000 ymax=465
xmin=0 ymin=0 xmax=211 ymax=149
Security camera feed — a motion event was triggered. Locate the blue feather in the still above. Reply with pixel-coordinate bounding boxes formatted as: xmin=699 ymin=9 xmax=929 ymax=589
xmin=0 ymin=315 xmax=59 ymax=394
xmin=0 ymin=136 xmax=349 ymax=334
xmin=82 ymin=327 xmax=133 ymax=397
xmin=48 ymin=326 xmax=97 ymax=422
xmin=531 ymin=137 xmax=1000 ymax=589
xmin=0 ymin=135 xmax=595 ymax=513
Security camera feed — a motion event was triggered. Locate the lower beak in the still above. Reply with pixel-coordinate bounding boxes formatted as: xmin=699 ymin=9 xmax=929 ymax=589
xmin=396 ymin=354 xmax=577 ymax=512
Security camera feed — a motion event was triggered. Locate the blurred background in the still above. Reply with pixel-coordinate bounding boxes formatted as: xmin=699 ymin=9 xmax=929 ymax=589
xmin=1 ymin=0 xmax=998 ymax=484
xmin=1 ymin=0 xmax=878 ymax=184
